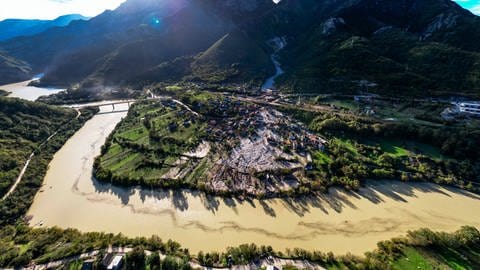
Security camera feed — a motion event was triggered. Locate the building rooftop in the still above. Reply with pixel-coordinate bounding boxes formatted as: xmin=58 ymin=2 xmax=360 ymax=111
xmin=107 ymin=255 xmax=123 ymax=270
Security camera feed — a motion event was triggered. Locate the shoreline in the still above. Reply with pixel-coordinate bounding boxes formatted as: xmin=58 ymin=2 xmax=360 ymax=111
xmin=27 ymin=107 xmax=480 ymax=253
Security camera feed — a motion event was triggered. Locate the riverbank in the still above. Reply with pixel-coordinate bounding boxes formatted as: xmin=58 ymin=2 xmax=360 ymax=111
xmin=26 ymin=100 xmax=480 ymax=255
xmin=0 ymin=97 xmax=97 ymax=225
xmin=2 ymin=223 xmax=479 ymax=269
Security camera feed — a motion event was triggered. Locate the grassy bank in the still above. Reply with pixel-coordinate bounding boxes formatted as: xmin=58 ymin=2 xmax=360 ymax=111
xmin=282 ymin=105 xmax=480 ymax=193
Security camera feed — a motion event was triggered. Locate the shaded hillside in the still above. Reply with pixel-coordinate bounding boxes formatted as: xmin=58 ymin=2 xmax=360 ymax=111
xmin=0 ymin=0 xmax=191 ymax=71
xmin=0 ymin=52 xmax=31 ymax=85
xmin=0 ymin=14 xmax=88 ymax=41
xmin=1 ymin=0 xmax=480 ymax=97
xmin=40 ymin=1 xmax=231 ymax=89
xmin=191 ymin=30 xmax=273 ymax=84
xmin=274 ymin=0 xmax=480 ymax=97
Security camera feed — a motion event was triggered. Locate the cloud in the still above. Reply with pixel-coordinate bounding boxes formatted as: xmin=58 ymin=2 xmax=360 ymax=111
xmin=472 ymin=6 xmax=480 ymax=15
xmin=0 ymin=0 xmax=125 ymax=20
xmin=455 ymin=0 xmax=480 ymax=15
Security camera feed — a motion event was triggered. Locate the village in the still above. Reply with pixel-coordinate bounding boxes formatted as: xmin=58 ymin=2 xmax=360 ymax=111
xmin=179 ymin=95 xmax=329 ymax=196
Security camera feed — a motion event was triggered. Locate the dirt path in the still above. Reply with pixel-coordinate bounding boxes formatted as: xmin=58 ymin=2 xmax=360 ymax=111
xmin=172 ymin=99 xmax=200 ymax=117
xmin=1 ymin=109 xmax=82 ymax=201
xmin=147 ymin=89 xmax=200 ymax=117
xmin=1 ymin=152 xmax=35 ymax=201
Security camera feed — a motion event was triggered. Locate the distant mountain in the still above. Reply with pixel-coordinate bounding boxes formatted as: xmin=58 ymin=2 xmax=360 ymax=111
xmin=0 ymin=14 xmax=89 ymax=41
xmin=0 ymin=0 xmax=479 ymax=98
xmin=0 ymin=0 xmax=274 ymax=90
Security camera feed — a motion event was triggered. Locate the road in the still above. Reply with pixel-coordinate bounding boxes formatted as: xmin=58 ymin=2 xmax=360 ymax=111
xmin=1 ymin=109 xmax=81 ymax=201
xmin=147 ymin=89 xmax=200 ymax=117
xmin=1 ymin=93 xmax=202 ymax=202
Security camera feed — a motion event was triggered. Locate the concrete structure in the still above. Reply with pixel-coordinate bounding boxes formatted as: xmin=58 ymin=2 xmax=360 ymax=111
xmin=458 ymin=102 xmax=480 ymax=116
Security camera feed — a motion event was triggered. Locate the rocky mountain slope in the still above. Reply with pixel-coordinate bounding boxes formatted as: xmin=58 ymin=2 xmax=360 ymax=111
xmin=0 ymin=0 xmax=479 ymax=97
xmin=274 ymin=0 xmax=480 ymax=96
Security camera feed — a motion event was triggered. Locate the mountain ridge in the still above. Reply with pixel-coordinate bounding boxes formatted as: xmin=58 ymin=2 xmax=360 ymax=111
xmin=0 ymin=14 xmax=89 ymax=42
xmin=0 ymin=0 xmax=479 ymax=98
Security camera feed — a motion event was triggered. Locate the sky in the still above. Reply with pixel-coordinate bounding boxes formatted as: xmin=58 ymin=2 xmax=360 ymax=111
xmin=0 ymin=0 xmax=126 ymax=20
xmin=0 ymin=0 xmax=478 ymax=21
xmin=455 ymin=0 xmax=480 ymax=14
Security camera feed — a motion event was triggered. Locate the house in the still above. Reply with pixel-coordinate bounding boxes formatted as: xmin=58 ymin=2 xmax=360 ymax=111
xmin=102 ymin=253 xmax=114 ymax=268
xmin=458 ymin=102 xmax=480 ymax=116
xmin=354 ymin=95 xmax=376 ymax=103
xmin=81 ymin=259 xmax=95 ymax=270
xmin=107 ymin=255 xmax=124 ymax=270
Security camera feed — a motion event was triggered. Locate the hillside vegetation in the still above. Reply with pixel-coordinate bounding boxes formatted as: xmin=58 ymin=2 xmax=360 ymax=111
xmin=0 ymin=52 xmax=31 ymax=85
xmin=2 ymin=0 xmax=479 ymax=98
xmin=1 ymin=222 xmax=479 ymax=269
xmin=273 ymin=0 xmax=480 ymax=97
xmin=0 ymin=97 xmax=97 ymax=225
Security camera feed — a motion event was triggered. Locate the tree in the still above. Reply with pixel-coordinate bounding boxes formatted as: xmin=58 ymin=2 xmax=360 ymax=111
xmin=161 ymin=256 xmax=179 ymax=270
xmin=125 ymin=246 xmax=145 ymax=270
xmin=147 ymin=253 xmax=161 ymax=270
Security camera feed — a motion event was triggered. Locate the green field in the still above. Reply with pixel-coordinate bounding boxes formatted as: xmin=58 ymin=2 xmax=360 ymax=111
xmin=97 ymin=100 xmax=207 ymax=184
xmin=393 ymin=247 xmax=433 ymax=270
xmin=364 ymin=138 xmax=444 ymax=160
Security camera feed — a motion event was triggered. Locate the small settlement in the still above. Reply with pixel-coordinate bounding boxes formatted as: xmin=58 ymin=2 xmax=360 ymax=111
xmin=183 ymin=95 xmax=328 ymax=195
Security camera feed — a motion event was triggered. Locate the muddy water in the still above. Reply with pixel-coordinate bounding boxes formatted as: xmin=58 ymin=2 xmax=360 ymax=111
xmin=27 ymin=103 xmax=480 ymax=255
xmin=0 ymin=79 xmax=64 ymax=101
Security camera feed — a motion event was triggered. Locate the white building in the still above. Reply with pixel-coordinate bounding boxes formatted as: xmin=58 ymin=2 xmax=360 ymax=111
xmin=458 ymin=102 xmax=480 ymax=116
xmin=107 ymin=255 xmax=124 ymax=270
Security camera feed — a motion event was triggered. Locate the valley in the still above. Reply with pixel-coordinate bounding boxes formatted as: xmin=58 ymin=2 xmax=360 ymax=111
xmin=0 ymin=0 xmax=480 ymax=269
xmin=20 ymin=83 xmax=480 ymax=259
xmin=1 ymin=72 xmax=479 ymax=269
xmin=18 ymin=92 xmax=480 ymax=255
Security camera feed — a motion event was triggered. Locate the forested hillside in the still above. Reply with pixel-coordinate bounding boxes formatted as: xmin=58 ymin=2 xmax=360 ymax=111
xmin=1 ymin=0 xmax=478 ymax=98
xmin=0 ymin=97 xmax=97 ymax=225
xmin=0 ymin=52 xmax=31 ymax=84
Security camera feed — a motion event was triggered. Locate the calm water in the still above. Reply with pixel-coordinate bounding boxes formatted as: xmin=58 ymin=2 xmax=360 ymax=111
xmin=27 ymin=104 xmax=480 ymax=255
xmin=1 ymin=79 xmax=64 ymax=101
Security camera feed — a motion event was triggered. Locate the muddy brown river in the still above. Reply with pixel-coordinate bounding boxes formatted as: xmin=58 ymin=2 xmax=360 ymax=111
xmin=27 ymin=103 xmax=480 ymax=255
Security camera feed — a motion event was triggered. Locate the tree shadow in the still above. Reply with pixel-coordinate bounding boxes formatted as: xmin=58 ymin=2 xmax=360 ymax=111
xmin=172 ymin=189 xmax=189 ymax=211
xmin=91 ymin=176 xmax=479 ymax=220
xmin=91 ymin=177 xmax=135 ymax=205
xmin=222 ymin=197 xmax=239 ymax=215
xmin=259 ymin=200 xmax=277 ymax=217
xmin=196 ymin=191 xmax=221 ymax=213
